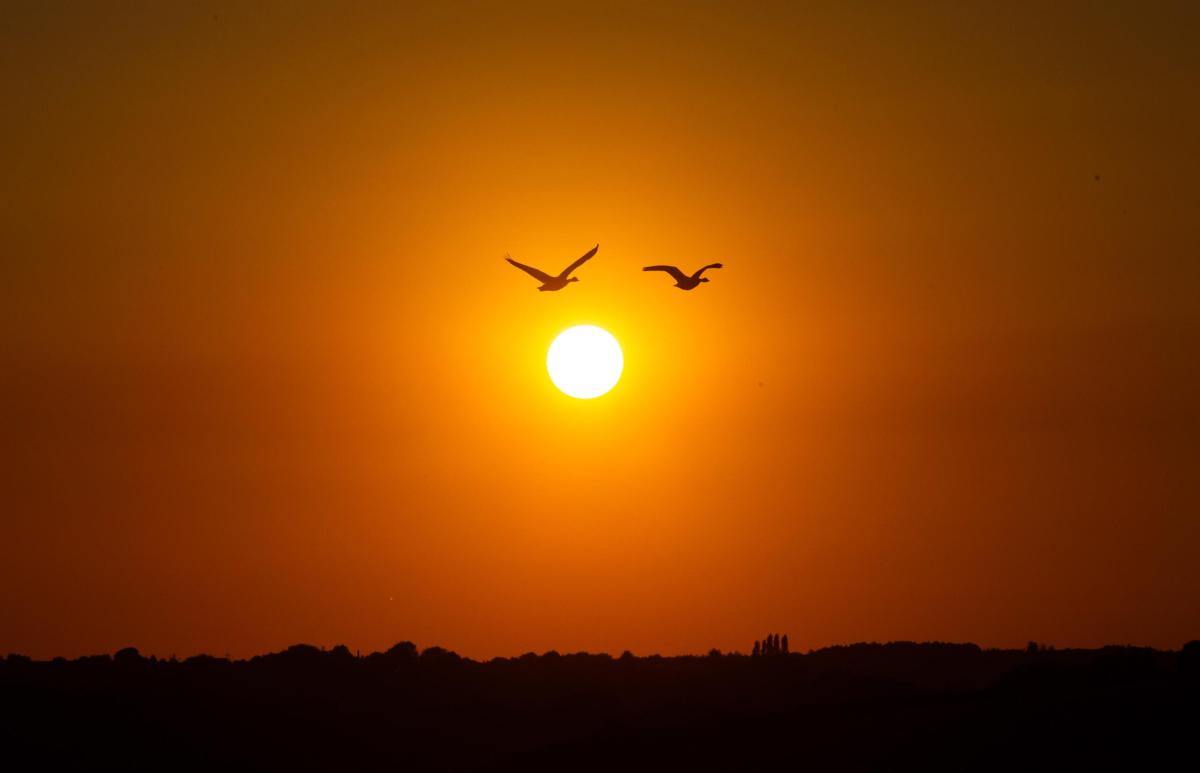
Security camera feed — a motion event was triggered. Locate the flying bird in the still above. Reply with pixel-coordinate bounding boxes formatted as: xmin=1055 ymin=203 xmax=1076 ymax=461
xmin=505 ymin=244 xmax=599 ymax=291
xmin=642 ymin=263 xmax=723 ymax=290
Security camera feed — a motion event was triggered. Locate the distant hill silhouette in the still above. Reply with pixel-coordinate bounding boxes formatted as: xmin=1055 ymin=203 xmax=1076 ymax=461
xmin=2 ymin=640 xmax=1197 ymax=770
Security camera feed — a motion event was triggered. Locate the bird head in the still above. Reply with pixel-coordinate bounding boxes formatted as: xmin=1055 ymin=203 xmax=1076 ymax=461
xmin=569 ymin=276 xmax=580 ymax=282
xmin=701 ymin=277 xmax=710 ymax=282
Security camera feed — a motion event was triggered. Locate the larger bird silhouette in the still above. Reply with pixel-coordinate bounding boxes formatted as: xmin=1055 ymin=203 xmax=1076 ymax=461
xmin=643 ymin=262 xmax=723 ymax=290
xmin=505 ymin=244 xmax=599 ymax=291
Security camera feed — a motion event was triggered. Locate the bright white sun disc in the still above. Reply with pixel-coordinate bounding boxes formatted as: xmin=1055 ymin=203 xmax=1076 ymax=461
xmin=547 ymin=325 xmax=623 ymax=399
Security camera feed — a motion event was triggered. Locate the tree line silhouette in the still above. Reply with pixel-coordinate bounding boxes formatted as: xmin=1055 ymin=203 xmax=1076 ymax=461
xmin=2 ymin=639 xmax=1197 ymax=770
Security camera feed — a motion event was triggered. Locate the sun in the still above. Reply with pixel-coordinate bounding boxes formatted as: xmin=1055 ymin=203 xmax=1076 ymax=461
xmin=547 ymin=325 xmax=623 ymax=399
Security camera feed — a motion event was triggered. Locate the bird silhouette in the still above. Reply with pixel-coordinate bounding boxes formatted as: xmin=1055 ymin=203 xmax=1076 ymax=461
xmin=506 ymin=244 xmax=599 ymax=291
xmin=642 ymin=263 xmax=723 ymax=290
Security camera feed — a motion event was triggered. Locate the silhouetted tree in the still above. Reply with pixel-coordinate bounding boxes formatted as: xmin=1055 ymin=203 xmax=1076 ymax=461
xmin=280 ymin=644 xmax=322 ymax=660
xmin=752 ymin=640 xmax=760 ymax=657
xmin=1181 ymin=640 xmax=1200 ymax=677
xmin=781 ymin=634 xmax=789 ymax=655
xmin=385 ymin=641 xmax=418 ymax=659
xmin=419 ymin=646 xmax=461 ymax=666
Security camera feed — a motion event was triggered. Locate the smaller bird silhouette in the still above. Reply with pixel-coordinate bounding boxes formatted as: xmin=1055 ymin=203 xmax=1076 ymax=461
xmin=642 ymin=262 xmax=723 ymax=290
xmin=505 ymin=244 xmax=598 ymax=291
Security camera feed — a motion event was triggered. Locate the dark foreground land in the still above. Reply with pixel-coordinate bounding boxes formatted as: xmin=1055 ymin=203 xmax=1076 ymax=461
xmin=3 ymin=640 xmax=1198 ymax=771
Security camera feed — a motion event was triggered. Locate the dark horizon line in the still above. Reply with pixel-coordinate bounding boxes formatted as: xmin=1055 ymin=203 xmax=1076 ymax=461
xmin=6 ymin=637 xmax=1197 ymax=665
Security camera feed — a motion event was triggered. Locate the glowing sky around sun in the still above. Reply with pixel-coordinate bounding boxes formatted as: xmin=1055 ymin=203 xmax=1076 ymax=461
xmin=1 ymin=2 xmax=1198 ymax=660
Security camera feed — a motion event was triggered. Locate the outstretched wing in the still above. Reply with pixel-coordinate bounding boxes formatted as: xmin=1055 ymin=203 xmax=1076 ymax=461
xmin=558 ymin=244 xmax=599 ymax=278
xmin=695 ymin=262 xmax=723 ymax=278
xmin=643 ymin=265 xmax=688 ymax=283
xmin=506 ymin=256 xmax=553 ymax=283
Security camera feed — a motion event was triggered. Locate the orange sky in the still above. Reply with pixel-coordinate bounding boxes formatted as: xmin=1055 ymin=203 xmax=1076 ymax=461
xmin=2 ymin=2 xmax=1198 ymax=659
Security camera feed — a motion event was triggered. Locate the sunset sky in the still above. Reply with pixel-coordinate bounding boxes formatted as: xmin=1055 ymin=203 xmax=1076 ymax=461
xmin=2 ymin=2 xmax=1198 ymax=659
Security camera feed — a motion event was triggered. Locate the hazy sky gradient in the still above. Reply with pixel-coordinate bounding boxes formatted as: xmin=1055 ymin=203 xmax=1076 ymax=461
xmin=2 ymin=1 xmax=1198 ymax=658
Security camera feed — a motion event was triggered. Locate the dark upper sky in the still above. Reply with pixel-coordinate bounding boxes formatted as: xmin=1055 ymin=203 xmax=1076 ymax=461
xmin=2 ymin=1 xmax=1198 ymax=659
